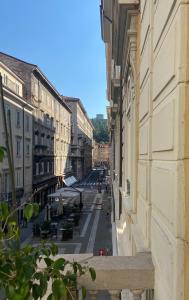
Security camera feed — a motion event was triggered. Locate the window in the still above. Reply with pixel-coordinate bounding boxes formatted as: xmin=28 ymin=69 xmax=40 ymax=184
xmin=34 ymin=133 xmax=38 ymax=145
xmin=16 ymin=169 xmax=21 ymax=187
xmin=40 ymin=110 xmax=44 ymax=120
xmin=3 ymin=74 xmax=8 ymax=85
xmin=46 ymin=136 xmax=50 ymax=147
xmin=5 ymin=105 xmax=11 ymax=120
xmin=50 ymin=117 xmax=54 ymax=128
xmin=4 ymin=173 xmax=9 ymax=193
xmin=15 ymin=84 xmax=19 ymax=95
xmin=26 ymin=115 xmax=29 ymax=132
xmin=40 ymin=162 xmax=44 ymax=175
xmin=49 ymin=161 xmax=52 ymax=173
xmin=41 ymin=134 xmax=45 ymax=146
xmin=47 ymin=162 xmax=50 ymax=173
xmin=26 ymin=143 xmax=30 ymax=155
xmin=46 ymin=114 xmax=51 ymax=127
xmin=16 ymin=137 xmax=21 ymax=156
xmin=36 ymin=163 xmax=39 ymax=176
xmin=16 ymin=111 xmax=21 ymax=128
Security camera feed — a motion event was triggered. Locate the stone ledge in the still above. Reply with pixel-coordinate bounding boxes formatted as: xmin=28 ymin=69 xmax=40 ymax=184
xmin=76 ymin=252 xmax=154 ymax=290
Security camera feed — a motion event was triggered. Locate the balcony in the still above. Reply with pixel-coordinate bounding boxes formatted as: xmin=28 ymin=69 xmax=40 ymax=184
xmin=78 ymin=133 xmax=83 ymax=139
xmin=43 ymin=252 xmax=154 ymax=299
xmin=34 ymin=145 xmax=52 ymax=156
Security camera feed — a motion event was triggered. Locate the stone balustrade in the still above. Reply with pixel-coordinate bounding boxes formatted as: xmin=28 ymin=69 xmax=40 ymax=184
xmin=62 ymin=252 xmax=154 ymax=300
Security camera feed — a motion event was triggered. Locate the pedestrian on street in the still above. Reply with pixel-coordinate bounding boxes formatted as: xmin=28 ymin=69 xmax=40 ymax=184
xmin=99 ymin=248 xmax=105 ymax=256
xmin=79 ymin=201 xmax=83 ymax=212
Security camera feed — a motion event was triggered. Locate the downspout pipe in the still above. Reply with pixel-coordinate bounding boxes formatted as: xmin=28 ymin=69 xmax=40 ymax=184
xmin=119 ymin=67 xmax=123 ymax=218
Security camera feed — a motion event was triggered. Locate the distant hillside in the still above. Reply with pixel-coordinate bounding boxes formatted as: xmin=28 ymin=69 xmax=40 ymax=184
xmin=91 ymin=118 xmax=109 ymax=143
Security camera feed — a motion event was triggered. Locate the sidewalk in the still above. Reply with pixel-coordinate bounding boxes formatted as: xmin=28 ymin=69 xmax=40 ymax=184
xmin=20 ymin=208 xmax=45 ymax=245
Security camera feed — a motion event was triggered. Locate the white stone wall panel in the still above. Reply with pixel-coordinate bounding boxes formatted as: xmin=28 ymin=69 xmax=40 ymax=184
xmin=140 ymin=33 xmax=151 ymax=87
xmin=152 ymin=22 xmax=176 ymax=102
xmin=152 ymin=99 xmax=174 ymax=152
xmin=138 ymin=161 xmax=148 ymax=201
xmin=139 ymin=122 xmax=149 ymax=156
xmin=140 ymin=0 xmax=150 ymax=53
xmin=151 ymin=161 xmax=185 ymax=238
xmin=139 ymin=75 xmax=150 ymax=122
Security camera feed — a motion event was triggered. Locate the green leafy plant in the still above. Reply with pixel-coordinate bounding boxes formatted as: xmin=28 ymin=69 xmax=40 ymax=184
xmin=0 ymin=146 xmax=96 ymax=300
xmin=0 ymin=200 xmax=96 ymax=300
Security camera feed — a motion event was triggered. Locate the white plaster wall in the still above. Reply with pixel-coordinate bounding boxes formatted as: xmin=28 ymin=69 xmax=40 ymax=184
xmin=138 ymin=2 xmax=188 ymax=300
xmin=119 ymin=1 xmax=189 ymax=300
xmin=108 ymin=1 xmax=189 ymax=299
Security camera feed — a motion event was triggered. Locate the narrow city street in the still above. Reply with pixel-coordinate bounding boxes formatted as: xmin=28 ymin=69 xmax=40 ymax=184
xmin=21 ymin=170 xmax=112 ymax=257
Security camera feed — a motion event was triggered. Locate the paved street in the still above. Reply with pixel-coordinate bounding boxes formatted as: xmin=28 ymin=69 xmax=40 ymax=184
xmin=19 ymin=171 xmax=112 ymax=299
xmin=21 ymin=188 xmax=112 ymax=256
xmin=21 ymin=170 xmax=112 ymax=257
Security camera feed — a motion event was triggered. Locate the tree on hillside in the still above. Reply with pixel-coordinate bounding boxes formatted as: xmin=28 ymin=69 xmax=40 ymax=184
xmin=91 ymin=118 xmax=109 ymax=143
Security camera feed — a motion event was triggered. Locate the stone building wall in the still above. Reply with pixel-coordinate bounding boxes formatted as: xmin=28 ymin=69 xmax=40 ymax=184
xmin=65 ymin=97 xmax=93 ymax=180
xmin=0 ymin=62 xmax=33 ymax=214
xmin=0 ymin=52 xmax=72 ymax=207
xmin=101 ymin=0 xmax=189 ymax=299
xmin=93 ymin=142 xmax=110 ymax=167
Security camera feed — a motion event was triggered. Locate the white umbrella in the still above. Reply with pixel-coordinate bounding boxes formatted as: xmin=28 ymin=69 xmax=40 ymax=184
xmin=48 ymin=191 xmax=79 ymax=198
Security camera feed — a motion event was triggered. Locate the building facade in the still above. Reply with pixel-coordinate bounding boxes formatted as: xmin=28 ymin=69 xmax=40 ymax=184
xmin=93 ymin=142 xmax=110 ymax=167
xmin=101 ymin=1 xmax=189 ymax=300
xmin=96 ymin=114 xmax=104 ymax=120
xmin=64 ymin=97 xmax=93 ymax=181
xmin=0 ymin=62 xmax=33 ymax=220
xmin=0 ymin=53 xmax=72 ymax=207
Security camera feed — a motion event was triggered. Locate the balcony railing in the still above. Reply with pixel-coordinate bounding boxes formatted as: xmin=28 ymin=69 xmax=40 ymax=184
xmin=42 ymin=253 xmax=154 ymax=299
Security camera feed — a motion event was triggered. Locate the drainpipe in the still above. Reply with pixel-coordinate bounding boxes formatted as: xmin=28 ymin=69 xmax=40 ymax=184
xmin=119 ymin=67 xmax=123 ymax=218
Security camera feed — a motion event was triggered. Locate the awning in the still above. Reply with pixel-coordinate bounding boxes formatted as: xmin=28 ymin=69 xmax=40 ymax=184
xmin=63 ymin=187 xmax=84 ymax=193
xmin=48 ymin=189 xmax=79 ymax=199
xmin=63 ymin=176 xmax=77 ymax=187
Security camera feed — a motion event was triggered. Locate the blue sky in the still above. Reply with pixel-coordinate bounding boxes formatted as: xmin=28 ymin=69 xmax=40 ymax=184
xmin=0 ymin=0 xmax=107 ymax=118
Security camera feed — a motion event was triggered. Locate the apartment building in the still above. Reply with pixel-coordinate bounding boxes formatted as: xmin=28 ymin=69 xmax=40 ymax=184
xmin=0 ymin=52 xmax=72 ymax=207
xmin=93 ymin=142 xmax=110 ymax=167
xmin=101 ymin=1 xmax=189 ymax=300
xmin=0 ymin=62 xmax=33 ymax=220
xmin=63 ymin=97 xmax=93 ymax=181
